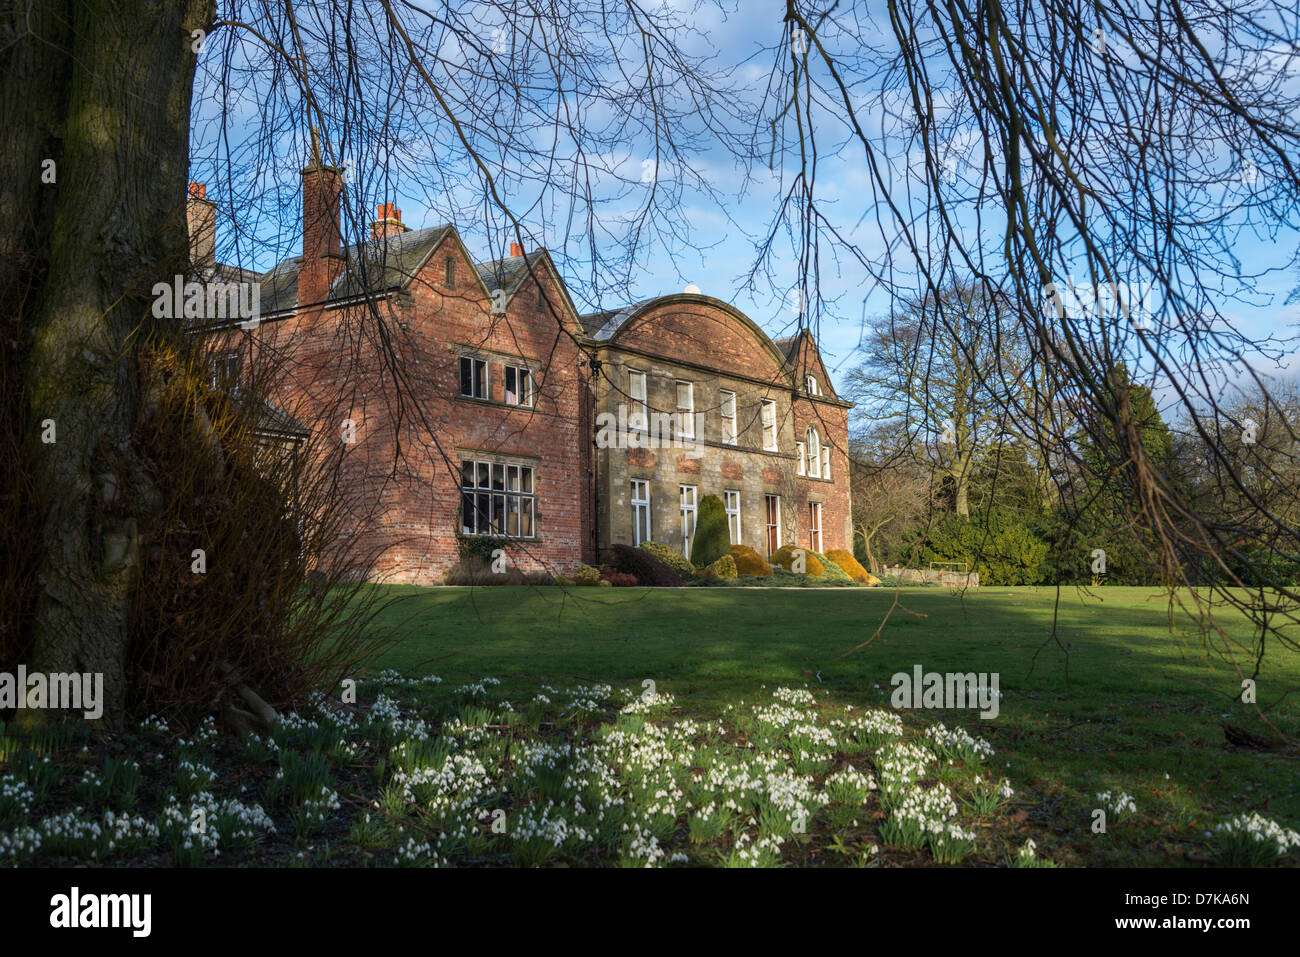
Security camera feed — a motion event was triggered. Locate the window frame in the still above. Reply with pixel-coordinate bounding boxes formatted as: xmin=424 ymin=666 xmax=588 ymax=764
xmin=628 ymin=369 xmax=648 ymax=430
xmin=444 ymin=256 xmax=456 ymax=288
xmin=504 ymin=364 xmax=534 ymax=407
xmin=460 ymin=459 xmax=536 ymax=538
xmin=806 ymin=427 xmax=821 ymax=478
xmin=808 ymin=501 xmax=823 ymax=553
xmin=761 ymin=399 xmax=778 ymax=451
xmin=631 ymin=479 xmax=652 ymax=546
xmin=676 ymin=380 xmax=695 ymax=439
xmin=459 ymin=355 xmax=488 ymax=400
xmin=796 ymin=440 xmax=806 ymax=476
xmin=765 ymin=494 xmax=782 ymax=555
xmin=210 ymin=351 xmax=241 ymax=390
xmin=679 ymin=484 xmax=698 ymax=556
xmin=724 ymin=489 xmax=741 ymax=546
xmin=720 ymin=389 xmax=737 ymax=445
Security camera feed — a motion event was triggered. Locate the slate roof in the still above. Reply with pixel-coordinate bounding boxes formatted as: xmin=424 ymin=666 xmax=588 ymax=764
xmin=251 ymin=223 xmax=455 ymax=315
xmin=475 ymin=251 xmax=548 ymax=298
xmin=771 ymin=334 xmax=801 ymax=362
xmin=577 ymin=299 xmax=656 ymax=340
xmin=254 ymin=398 xmax=309 ymax=439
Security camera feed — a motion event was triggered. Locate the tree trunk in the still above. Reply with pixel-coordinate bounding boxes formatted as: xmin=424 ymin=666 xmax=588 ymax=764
xmin=3 ymin=0 xmax=213 ymax=728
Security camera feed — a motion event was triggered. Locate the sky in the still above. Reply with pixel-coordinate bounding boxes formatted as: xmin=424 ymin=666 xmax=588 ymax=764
xmin=190 ymin=0 xmax=1300 ymax=408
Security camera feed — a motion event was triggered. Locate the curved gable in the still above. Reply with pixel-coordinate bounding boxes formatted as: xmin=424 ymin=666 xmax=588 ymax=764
xmin=606 ymin=295 xmax=791 ymax=382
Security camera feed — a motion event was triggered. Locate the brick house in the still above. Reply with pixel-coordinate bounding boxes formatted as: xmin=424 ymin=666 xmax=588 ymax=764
xmin=190 ymin=150 xmax=851 ymax=584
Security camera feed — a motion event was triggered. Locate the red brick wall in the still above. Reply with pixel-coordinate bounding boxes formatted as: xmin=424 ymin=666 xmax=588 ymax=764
xmin=221 ymin=240 xmax=850 ymax=580
xmin=787 ymin=332 xmax=853 ymax=552
xmin=239 ymin=234 xmax=589 ymax=583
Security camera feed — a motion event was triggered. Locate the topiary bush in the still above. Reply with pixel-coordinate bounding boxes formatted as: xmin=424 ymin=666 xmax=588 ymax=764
xmin=729 ymin=544 xmax=773 ymax=576
xmin=825 ymin=548 xmax=871 ymax=583
xmin=689 ymin=494 xmax=731 ymax=568
xmin=808 ymin=550 xmax=853 ymax=583
xmin=572 ymin=563 xmax=603 ymax=585
xmin=607 ymin=543 xmax=684 ymax=587
xmin=770 ymin=545 xmax=824 ymax=576
xmin=641 ymin=541 xmax=695 ymax=578
xmin=699 ymin=554 xmax=738 ymax=579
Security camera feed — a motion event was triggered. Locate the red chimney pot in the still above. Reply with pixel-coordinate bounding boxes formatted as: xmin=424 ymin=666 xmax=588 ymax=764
xmin=510 ymin=242 xmax=523 ymax=258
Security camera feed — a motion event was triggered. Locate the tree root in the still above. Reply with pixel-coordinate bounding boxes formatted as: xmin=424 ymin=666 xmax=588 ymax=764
xmin=218 ymin=660 xmax=278 ymax=737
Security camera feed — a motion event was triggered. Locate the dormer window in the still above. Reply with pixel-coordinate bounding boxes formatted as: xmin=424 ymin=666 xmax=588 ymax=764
xmin=805 ymin=375 xmax=820 ymax=396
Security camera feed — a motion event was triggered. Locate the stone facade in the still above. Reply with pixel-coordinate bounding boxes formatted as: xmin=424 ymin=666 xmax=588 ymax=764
xmin=194 ymin=166 xmax=851 ymax=583
xmin=587 ymin=298 xmax=852 ymax=563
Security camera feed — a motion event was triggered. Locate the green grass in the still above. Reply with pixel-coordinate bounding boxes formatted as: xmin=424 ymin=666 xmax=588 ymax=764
xmin=365 ymin=584 xmax=1300 ymax=866
xmin=5 ymin=584 xmax=1296 ymax=868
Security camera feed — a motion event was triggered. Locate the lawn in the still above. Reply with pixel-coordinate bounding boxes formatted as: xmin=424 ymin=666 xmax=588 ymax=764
xmin=3 ymin=584 xmax=1297 ymax=867
xmin=364 ymin=583 xmax=1300 ymax=866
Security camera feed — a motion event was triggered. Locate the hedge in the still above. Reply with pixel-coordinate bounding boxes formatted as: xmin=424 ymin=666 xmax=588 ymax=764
xmin=699 ymin=554 xmax=738 ymax=579
xmin=808 ymin=550 xmax=853 ymax=583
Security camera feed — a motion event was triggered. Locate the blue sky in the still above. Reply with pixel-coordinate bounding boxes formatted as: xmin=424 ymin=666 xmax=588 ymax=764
xmin=191 ymin=0 xmax=1300 ymax=405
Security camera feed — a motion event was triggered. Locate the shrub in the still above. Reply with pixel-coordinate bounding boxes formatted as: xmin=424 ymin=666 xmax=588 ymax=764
xmin=689 ymin=495 xmax=731 ymax=568
xmin=606 ymin=544 xmax=684 ymax=587
xmin=599 ymin=568 xmax=639 ymax=587
xmin=442 ymin=558 xmax=553 ymax=586
xmin=699 ymin=554 xmax=738 ymax=580
xmin=455 ymin=534 xmax=499 ymax=565
xmin=809 ymin=551 xmax=853 ymax=583
xmin=770 ymin=545 xmax=824 ymax=576
xmin=909 ymin=509 xmax=1048 ymax=585
xmin=825 ymin=549 xmax=870 ymax=582
xmin=729 ymin=545 xmax=773 ymax=577
xmin=572 ymin=564 xmax=603 ymax=585
xmin=641 ymin=541 xmax=695 ymax=578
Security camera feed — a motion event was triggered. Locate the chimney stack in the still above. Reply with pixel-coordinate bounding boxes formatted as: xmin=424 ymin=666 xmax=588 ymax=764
xmin=187 ymin=181 xmax=216 ymax=276
xmin=370 ymin=203 xmax=408 ymax=240
xmin=297 ymin=128 xmax=345 ymax=312
xmin=509 ymin=241 xmax=524 ymax=258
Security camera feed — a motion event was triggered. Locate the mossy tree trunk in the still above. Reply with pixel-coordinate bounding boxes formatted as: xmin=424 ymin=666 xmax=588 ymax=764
xmin=1 ymin=0 xmax=213 ymax=727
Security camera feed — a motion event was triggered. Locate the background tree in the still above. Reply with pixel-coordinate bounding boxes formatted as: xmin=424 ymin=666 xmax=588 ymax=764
xmin=845 ymin=283 xmax=1024 ymax=518
xmin=848 ymin=440 xmax=929 ymax=574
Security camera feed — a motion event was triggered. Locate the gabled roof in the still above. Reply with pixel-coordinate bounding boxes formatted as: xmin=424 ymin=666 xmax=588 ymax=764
xmin=475 ymin=251 xmax=544 ymax=296
xmin=253 ymin=223 xmax=455 ymax=316
xmin=771 ymin=335 xmax=800 ymax=363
